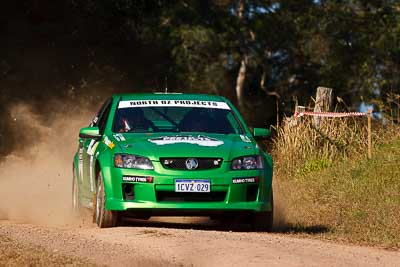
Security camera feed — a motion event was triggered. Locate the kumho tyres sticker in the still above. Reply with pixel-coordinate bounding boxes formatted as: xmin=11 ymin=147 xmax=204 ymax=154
xmin=232 ymin=177 xmax=257 ymax=184
xmin=122 ymin=176 xmax=153 ymax=183
xmin=118 ymin=99 xmax=231 ymax=110
xmin=148 ymin=135 xmax=224 ymax=147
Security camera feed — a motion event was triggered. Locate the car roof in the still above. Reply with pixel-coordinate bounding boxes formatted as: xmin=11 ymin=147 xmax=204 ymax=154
xmin=112 ymin=93 xmax=226 ymax=102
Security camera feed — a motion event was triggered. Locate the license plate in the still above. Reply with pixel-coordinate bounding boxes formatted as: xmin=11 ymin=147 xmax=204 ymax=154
xmin=175 ymin=179 xmax=210 ymax=193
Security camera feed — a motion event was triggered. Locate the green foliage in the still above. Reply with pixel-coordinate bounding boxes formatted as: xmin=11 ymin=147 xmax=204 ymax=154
xmin=4 ymin=0 xmax=400 ymax=105
xmin=171 ymin=25 xmax=226 ymax=92
xmin=298 ymin=158 xmax=332 ymax=176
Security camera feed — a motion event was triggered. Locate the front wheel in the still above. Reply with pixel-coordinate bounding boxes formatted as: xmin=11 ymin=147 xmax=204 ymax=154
xmin=94 ymin=171 xmax=119 ymax=228
xmin=72 ymin=166 xmax=82 ymax=217
xmin=251 ymin=191 xmax=274 ymax=232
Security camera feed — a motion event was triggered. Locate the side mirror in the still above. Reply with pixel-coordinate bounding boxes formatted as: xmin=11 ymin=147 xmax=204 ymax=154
xmin=79 ymin=126 xmax=101 ymax=139
xmin=252 ymin=127 xmax=271 ymax=139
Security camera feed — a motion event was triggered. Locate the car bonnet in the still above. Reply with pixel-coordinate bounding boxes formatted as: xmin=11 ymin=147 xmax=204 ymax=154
xmin=108 ymin=133 xmax=259 ymax=161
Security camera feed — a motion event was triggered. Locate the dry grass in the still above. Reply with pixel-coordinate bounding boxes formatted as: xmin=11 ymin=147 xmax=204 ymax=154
xmin=375 ymin=92 xmax=400 ymax=123
xmin=274 ymin=116 xmax=370 ymax=171
xmin=273 ymin=114 xmax=400 ymax=248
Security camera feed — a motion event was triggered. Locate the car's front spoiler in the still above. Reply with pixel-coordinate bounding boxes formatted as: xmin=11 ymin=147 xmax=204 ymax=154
xmin=123 ymin=208 xmax=260 ymax=217
xmin=106 ymin=198 xmax=271 ymax=213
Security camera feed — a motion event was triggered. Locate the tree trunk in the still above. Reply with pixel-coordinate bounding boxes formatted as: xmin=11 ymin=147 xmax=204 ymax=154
xmin=237 ymin=0 xmax=245 ymax=19
xmin=235 ymin=0 xmax=247 ymax=109
xmin=235 ymin=56 xmax=247 ymax=108
xmin=260 ymin=66 xmax=267 ymax=91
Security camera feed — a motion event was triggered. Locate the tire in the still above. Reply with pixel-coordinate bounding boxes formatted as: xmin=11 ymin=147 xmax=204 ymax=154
xmin=251 ymin=190 xmax=274 ymax=232
xmin=94 ymin=171 xmax=118 ymax=228
xmin=72 ymin=166 xmax=82 ymax=217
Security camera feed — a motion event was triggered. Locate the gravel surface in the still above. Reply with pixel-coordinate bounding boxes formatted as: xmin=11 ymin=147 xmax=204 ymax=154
xmin=0 ymin=218 xmax=399 ymax=267
xmin=0 ymin=232 xmax=95 ymax=266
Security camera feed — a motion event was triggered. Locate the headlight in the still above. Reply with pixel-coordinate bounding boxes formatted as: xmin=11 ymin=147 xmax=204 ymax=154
xmin=114 ymin=154 xmax=154 ymax=170
xmin=231 ymin=155 xmax=263 ymax=170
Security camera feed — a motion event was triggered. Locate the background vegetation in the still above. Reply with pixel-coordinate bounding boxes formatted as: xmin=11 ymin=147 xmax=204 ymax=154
xmin=1 ymin=0 xmax=400 ymax=156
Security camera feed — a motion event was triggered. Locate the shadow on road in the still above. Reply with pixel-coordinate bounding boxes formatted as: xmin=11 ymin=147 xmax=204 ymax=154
xmin=118 ymin=217 xmax=330 ymax=235
xmin=120 ymin=217 xmax=253 ymax=232
xmin=274 ymin=224 xmax=331 ymax=235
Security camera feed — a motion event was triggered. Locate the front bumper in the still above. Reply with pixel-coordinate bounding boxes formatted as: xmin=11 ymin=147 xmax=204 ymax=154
xmin=101 ymin=162 xmax=273 ymax=213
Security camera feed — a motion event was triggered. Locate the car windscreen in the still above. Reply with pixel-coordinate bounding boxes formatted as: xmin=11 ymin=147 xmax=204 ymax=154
xmin=112 ymin=101 xmax=244 ymax=134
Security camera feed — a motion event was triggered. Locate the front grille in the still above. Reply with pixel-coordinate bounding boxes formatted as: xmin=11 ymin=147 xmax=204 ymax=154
xmin=160 ymin=157 xmax=223 ymax=170
xmin=156 ymin=191 xmax=227 ymax=202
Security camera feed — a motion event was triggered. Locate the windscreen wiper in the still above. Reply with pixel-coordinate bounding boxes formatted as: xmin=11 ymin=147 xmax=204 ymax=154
xmin=149 ymin=107 xmax=180 ymax=128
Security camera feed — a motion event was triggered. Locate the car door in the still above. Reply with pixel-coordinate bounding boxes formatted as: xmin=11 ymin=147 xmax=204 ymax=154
xmin=81 ymin=98 xmax=112 ymax=203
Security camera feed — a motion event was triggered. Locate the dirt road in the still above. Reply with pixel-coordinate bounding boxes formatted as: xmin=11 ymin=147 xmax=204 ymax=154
xmin=1 ymin=218 xmax=399 ymax=267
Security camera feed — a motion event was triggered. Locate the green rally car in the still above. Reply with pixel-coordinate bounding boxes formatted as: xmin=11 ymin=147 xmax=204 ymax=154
xmin=72 ymin=93 xmax=273 ymax=230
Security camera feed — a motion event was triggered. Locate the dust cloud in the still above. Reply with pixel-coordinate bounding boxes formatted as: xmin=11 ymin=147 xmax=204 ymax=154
xmin=272 ymin=186 xmax=288 ymax=230
xmin=0 ymin=102 xmax=94 ymax=226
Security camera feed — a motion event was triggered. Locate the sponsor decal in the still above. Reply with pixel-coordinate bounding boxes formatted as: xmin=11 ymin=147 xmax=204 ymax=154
xmin=232 ymin=177 xmax=258 ymax=184
xmin=103 ymin=136 xmax=115 ymax=149
xmin=118 ymin=99 xmax=231 ymax=110
xmin=148 ymin=135 xmax=224 ymax=147
xmin=122 ymin=176 xmax=153 ymax=183
xmin=240 ymin=135 xmax=252 ymax=143
xmin=113 ymin=133 xmax=126 ymax=142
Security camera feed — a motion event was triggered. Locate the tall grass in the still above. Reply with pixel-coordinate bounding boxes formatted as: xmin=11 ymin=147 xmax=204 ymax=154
xmin=273 ymin=110 xmax=400 ymax=248
xmin=274 ymin=116 xmax=370 ymax=171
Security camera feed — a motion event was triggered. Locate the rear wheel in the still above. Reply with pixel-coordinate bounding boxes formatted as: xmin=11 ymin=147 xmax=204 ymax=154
xmin=251 ymin=191 xmax=274 ymax=232
xmin=94 ymin=171 xmax=119 ymax=228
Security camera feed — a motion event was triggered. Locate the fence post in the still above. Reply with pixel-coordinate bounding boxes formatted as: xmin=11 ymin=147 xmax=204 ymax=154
xmin=314 ymin=87 xmax=333 ymax=127
xmin=367 ymin=109 xmax=372 ymax=159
